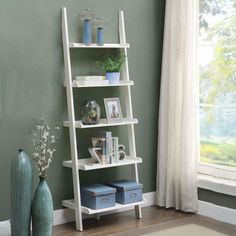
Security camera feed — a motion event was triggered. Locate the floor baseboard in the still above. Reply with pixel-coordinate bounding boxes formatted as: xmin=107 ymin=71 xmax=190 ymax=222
xmin=198 ymin=200 xmax=236 ymax=225
xmin=1 ymin=193 xmax=235 ymax=235
xmin=0 ymin=192 xmax=156 ymax=235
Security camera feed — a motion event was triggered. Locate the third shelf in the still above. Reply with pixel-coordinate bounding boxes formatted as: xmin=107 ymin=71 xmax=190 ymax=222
xmin=63 ymin=156 xmax=142 ymax=171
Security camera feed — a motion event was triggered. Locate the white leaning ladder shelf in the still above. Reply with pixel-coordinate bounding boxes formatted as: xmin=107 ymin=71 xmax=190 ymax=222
xmin=61 ymin=7 xmax=144 ymax=231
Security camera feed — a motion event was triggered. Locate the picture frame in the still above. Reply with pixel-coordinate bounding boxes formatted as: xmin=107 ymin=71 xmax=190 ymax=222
xmin=104 ymin=98 xmax=123 ymax=123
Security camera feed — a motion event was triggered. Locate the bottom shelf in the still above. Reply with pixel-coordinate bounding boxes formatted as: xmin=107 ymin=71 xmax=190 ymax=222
xmin=62 ymin=198 xmax=146 ymax=215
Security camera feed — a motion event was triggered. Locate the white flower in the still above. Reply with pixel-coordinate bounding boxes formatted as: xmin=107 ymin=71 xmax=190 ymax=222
xmin=35 ymin=125 xmax=41 ymax=130
xmin=50 ymin=135 xmax=56 ymax=143
xmin=32 ymin=152 xmax=39 ymax=157
xmin=30 ymin=119 xmax=60 ymax=176
xmin=42 ymin=130 xmax=49 ymax=139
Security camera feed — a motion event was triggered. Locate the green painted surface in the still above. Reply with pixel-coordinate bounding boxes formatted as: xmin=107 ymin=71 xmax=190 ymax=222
xmin=198 ymin=188 xmax=236 ymax=209
xmin=0 ymin=0 xmax=165 ymax=220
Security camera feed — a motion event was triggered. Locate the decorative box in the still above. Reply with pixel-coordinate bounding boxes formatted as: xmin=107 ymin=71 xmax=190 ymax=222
xmin=107 ymin=180 xmax=143 ymax=204
xmin=81 ymin=184 xmax=116 ymax=209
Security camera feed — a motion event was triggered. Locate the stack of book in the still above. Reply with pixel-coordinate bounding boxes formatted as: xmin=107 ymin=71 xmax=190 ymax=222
xmin=75 ymin=76 xmax=108 ymax=86
xmin=91 ymin=131 xmax=119 ymax=164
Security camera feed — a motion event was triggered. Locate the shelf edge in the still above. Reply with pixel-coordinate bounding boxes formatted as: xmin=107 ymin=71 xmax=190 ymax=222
xmin=62 ymin=198 xmax=146 ymax=215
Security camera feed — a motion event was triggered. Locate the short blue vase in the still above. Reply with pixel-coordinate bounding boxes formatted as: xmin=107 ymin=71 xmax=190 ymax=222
xmin=32 ymin=176 xmax=53 ymax=236
xmin=11 ymin=149 xmax=33 ymax=236
xmin=97 ymin=27 xmax=104 ymax=46
xmin=83 ymin=19 xmax=92 ymax=45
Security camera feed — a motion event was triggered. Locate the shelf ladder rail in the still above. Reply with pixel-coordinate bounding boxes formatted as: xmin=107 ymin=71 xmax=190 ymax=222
xmin=62 ymin=7 xmax=83 ymax=231
xmin=119 ymin=11 xmax=142 ymax=219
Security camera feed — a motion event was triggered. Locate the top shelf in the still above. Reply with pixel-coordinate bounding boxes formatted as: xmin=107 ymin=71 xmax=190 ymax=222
xmin=69 ymin=43 xmax=130 ymax=49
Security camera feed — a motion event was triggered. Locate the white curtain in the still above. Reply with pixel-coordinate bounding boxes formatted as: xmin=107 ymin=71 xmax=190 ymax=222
xmin=156 ymin=0 xmax=199 ymax=212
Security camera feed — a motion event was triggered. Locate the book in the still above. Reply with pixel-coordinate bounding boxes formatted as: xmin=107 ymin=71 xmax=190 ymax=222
xmin=92 ymin=131 xmax=113 ymax=164
xmin=94 ymin=131 xmax=112 ymax=164
xmin=76 ymin=80 xmax=109 ymax=86
xmin=111 ymin=137 xmax=119 ymax=163
xmin=75 ymin=76 xmax=106 ymax=81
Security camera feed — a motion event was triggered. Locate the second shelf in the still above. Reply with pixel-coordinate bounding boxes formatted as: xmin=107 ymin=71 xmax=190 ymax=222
xmin=64 ymin=80 xmax=134 ymax=88
xmin=63 ymin=118 xmax=138 ymax=129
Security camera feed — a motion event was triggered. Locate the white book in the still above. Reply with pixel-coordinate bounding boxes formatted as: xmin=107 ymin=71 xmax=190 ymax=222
xmin=76 ymin=80 xmax=109 ymax=86
xmin=75 ymin=76 xmax=105 ymax=81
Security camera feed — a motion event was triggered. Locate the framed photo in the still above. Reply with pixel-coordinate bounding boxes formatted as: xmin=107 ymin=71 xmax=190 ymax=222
xmin=104 ymin=98 xmax=123 ymax=123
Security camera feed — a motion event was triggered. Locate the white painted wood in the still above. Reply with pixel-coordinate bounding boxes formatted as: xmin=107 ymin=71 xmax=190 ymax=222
xmin=61 ymin=8 xmax=142 ymax=231
xmin=65 ymin=80 xmax=134 ymax=88
xmin=63 ymin=156 xmax=142 ymax=170
xmin=69 ymin=42 xmax=130 ymax=48
xmin=198 ymin=200 xmax=236 ymax=225
xmin=119 ymin=10 xmax=142 ymax=219
xmin=53 ymin=208 xmax=75 ymax=226
xmin=62 ymin=198 xmax=146 ymax=215
xmin=198 ymin=163 xmax=236 ymax=181
xmin=0 ymin=220 xmax=10 ymax=236
xmin=62 ymin=7 xmax=83 ymax=231
xmin=63 ymin=118 xmax=138 ymax=129
xmin=198 ymin=174 xmax=236 ymax=196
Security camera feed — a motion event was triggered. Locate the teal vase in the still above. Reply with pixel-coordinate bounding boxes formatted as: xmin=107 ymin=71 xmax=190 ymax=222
xmin=10 ymin=149 xmax=33 ymax=236
xmin=32 ymin=176 xmax=53 ymax=236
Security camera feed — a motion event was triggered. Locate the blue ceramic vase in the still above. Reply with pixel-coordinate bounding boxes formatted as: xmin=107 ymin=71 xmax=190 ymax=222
xmin=32 ymin=176 xmax=53 ymax=236
xmin=10 ymin=149 xmax=33 ymax=236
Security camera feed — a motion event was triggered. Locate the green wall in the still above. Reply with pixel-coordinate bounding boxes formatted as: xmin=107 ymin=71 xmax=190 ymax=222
xmin=1 ymin=0 xmax=233 ymax=223
xmin=0 ymin=0 xmax=166 ymax=221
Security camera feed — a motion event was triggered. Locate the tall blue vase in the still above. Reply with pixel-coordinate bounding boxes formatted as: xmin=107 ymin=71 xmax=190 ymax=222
xmin=10 ymin=149 xmax=33 ymax=236
xmin=83 ymin=19 xmax=92 ymax=45
xmin=32 ymin=176 xmax=53 ymax=236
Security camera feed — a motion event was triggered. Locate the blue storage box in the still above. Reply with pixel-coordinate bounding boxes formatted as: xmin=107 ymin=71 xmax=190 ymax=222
xmin=107 ymin=180 xmax=143 ymax=204
xmin=81 ymin=184 xmax=116 ymax=209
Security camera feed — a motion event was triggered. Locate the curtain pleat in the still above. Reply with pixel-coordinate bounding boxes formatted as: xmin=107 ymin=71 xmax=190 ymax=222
xmin=156 ymin=0 xmax=199 ymax=212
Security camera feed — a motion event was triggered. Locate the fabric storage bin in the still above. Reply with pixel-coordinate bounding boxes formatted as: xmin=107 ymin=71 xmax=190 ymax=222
xmin=81 ymin=184 xmax=116 ymax=209
xmin=107 ymin=180 xmax=143 ymax=204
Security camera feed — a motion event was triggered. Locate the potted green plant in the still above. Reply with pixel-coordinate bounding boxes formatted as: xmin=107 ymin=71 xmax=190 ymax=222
xmin=96 ymin=52 xmax=125 ymax=84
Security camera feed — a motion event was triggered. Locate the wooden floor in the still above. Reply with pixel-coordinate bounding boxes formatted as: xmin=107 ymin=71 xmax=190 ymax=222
xmin=53 ymin=206 xmax=236 ymax=235
xmin=53 ymin=206 xmax=193 ymax=235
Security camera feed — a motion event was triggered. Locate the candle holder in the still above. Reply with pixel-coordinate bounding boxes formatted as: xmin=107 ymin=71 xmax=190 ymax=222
xmin=79 ymin=9 xmax=95 ymax=45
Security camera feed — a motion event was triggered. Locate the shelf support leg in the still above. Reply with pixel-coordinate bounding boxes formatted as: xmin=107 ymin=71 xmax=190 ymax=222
xmin=119 ymin=10 xmax=142 ymax=219
xmin=62 ymin=7 xmax=83 ymax=231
